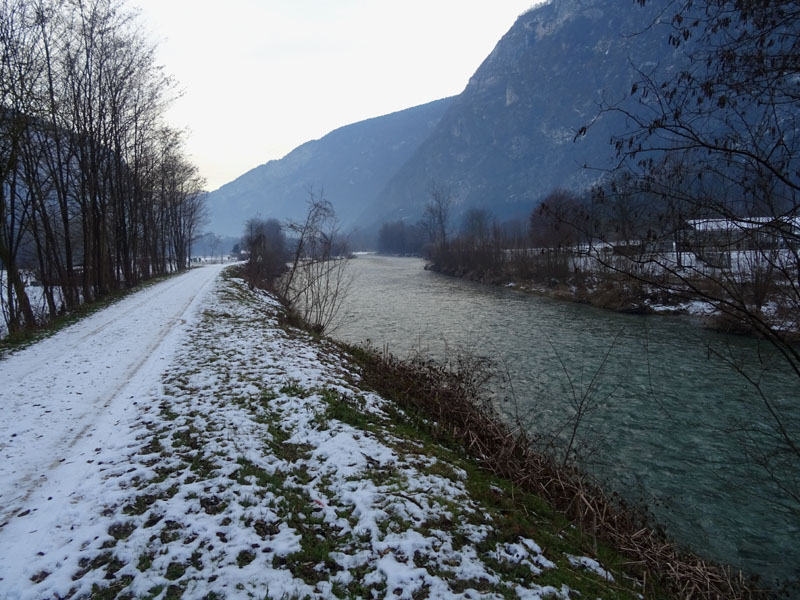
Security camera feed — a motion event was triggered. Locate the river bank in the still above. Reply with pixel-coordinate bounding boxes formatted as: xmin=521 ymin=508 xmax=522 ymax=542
xmin=424 ymin=261 xmax=799 ymax=339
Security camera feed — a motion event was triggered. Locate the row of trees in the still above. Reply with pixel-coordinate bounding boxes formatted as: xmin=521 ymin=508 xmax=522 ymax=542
xmin=1 ymin=0 xmax=206 ymax=335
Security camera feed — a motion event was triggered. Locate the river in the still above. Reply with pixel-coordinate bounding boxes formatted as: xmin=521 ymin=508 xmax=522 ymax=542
xmin=332 ymin=254 xmax=799 ymax=594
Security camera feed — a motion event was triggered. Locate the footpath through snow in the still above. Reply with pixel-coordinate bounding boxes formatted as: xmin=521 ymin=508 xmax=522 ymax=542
xmin=0 ymin=264 xmax=227 ymax=529
xmin=0 ymin=267 xmax=627 ymax=600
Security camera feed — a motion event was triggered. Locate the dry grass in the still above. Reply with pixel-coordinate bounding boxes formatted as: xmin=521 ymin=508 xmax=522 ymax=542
xmin=346 ymin=344 xmax=768 ymax=600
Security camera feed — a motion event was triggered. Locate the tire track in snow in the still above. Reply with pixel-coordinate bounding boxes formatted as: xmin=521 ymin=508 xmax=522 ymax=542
xmin=5 ymin=274 xmax=194 ymax=384
xmin=0 ymin=265 xmax=225 ymax=528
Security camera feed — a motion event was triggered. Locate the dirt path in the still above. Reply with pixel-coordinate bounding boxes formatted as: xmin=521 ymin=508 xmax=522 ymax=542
xmin=0 ymin=265 xmax=225 ymax=528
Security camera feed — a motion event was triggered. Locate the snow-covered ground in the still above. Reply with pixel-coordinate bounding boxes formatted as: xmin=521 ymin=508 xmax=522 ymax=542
xmin=0 ymin=264 xmax=227 ymax=528
xmin=0 ymin=270 xmax=64 ymax=339
xmin=0 ymin=266 xmax=620 ymax=599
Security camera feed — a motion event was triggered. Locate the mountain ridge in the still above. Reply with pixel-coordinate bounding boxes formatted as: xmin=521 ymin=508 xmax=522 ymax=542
xmin=204 ymin=98 xmax=453 ymax=237
xmin=360 ymin=0 xmax=669 ymax=228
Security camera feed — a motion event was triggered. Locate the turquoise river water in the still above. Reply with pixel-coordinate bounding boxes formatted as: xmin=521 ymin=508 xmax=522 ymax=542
xmin=332 ymin=255 xmax=799 ymax=594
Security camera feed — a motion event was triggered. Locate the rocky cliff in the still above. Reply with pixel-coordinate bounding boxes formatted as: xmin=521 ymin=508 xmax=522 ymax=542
xmin=361 ymin=0 xmax=670 ymax=227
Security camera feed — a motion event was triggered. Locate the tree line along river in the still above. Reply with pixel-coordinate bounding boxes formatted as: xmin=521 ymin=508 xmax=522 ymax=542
xmin=332 ymin=254 xmax=799 ymax=595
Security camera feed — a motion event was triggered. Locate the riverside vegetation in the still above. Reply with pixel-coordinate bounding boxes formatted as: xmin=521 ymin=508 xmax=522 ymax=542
xmin=237 ymin=229 xmax=769 ymax=600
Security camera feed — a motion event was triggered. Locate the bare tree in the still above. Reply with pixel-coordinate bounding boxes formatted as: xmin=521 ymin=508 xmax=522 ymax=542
xmin=576 ymin=0 xmax=800 ymax=514
xmin=0 ymin=0 xmax=42 ymax=331
xmin=276 ymin=189 xmax=352 ymax=334
xmin=208 ymin=234 xmax=222 ymax=263
xmin=421 ymin=181 xmax=452 ymax=259
xmin=460 ymin=208 xmax=492 ymax=246
xmin=242 ymin=217 xmax=285 ymax=288
xmin=531 ymin=190 xmax=588 ymax=250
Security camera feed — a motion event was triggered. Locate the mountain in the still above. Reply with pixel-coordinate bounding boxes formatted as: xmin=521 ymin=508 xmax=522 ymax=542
xmin=204 ymin=98 xmax=452 ymax=237
xmin=207 ymin=0 xmax=674 ymax=238
xmin=359 ymin=0 xmax=670 ymax=227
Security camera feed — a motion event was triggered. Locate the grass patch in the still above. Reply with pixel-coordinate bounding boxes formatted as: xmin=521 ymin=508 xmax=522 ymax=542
xmin=320 ymin=389 xmax=379 ymax=430
xmin=281 ymin=535 xmax=340 ymax=586
xmin=108 ymin=521 xmax=136 ymax=541
xmin=165 ymin=561 xmax=186 ymax=581
xmin=159 ymin=520 xmax=184 ymax=544
xmin=236 ymin=550 xmax=255 ymax=568
xmin=141 ymin=436 xmax=164 ymax=455
xmin=199 ymin=496 xmax=227 ymax=515
xmin=188 ymin=453 xmax=218 ymax=477
xmin=164 ymin=584 xmax=185 ymax=600
xmin=232 ymin=457 xmax=283 ymax=489
xmin=137 ymin=552 xmax=155 ymax=572
xmin=89 ymin=575 xmax=134 ymax=600
xmin=279 ymin=378 xmax=309 ymax=398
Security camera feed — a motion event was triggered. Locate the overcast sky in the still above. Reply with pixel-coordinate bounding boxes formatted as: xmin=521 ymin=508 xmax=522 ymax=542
xmin=133 ymin=1 xmax=543 ymax=191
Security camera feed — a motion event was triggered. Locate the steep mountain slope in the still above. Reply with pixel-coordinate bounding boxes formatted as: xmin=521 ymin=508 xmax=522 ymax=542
xmin=205 ymin=98 xmax=452 ymax=237
xmin=361 ymin=0 xmax=670 ymax=227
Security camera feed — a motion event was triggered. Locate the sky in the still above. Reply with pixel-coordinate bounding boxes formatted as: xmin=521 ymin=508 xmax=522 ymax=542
xmin=133 ymin=0 xmax=544 ymax=191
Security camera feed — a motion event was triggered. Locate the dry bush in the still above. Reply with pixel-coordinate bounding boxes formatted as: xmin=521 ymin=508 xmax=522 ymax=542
xmin=347 ymin=344 xmax=767 ymax=600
